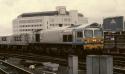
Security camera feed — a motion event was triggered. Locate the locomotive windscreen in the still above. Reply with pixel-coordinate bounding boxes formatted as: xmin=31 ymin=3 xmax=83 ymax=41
xmin=84 ymin=30 xmax=93 ymax=38
xmin=94 ymin=30 xmax=103 ymax=37
xmin=103 ymin=16 xmax=124 ymax=32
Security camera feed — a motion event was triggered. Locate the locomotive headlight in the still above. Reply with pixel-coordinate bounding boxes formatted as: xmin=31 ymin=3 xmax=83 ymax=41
xmin=83 ymin=39 xmax=88 ymax=44
xmin=98 ymin=39 xmax=103 ymax=43
xmin=101 ymin=40 xmax=103 ymax=43
xmin=84 ymin=40 xmax=87 ymax=43
xmin=93 ymin=39 xmax=96 ymax=42
xmin=84 ymin=41 xmax=88 ymax=44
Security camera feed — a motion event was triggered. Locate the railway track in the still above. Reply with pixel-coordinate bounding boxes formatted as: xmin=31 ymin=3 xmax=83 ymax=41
xmin=0 ymin=52 xmax=125 ymax=74
xmin=0 ymin=60 xmax=33 ymax=74
xmin=0 ymin=52 xmax=86 ymax=69
xmin=111 ymin=54 xmax=125 ymax=74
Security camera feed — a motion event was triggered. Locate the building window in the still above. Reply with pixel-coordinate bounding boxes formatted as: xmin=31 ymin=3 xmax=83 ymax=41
xmin=64 ymin=18 xmax=70 ymax=22
xmin=59 ymin=24 xmax=63 ymax=27
xmin=40 ymin=24 xmax=42 ymax=26
xmin=19 ymin=29 xmax=22 ymax=31
xmin=50 ymin=18 xmax=54 ymax=22
xmin=19 ymin=25 xmax=22 ymax=27
xmin=19 ymin=19 xmax=42 ymax=23
xmin=50 ymin=24 xmax=55 ymax=26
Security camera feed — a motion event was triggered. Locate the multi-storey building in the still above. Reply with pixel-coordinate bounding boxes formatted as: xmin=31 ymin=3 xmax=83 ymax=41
xmin=13 ymin=6 xmax=88 ymax=34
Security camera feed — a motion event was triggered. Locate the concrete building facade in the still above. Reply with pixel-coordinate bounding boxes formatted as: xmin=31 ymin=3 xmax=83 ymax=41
xmin=13 ymin=6 xmax=88 ymax=34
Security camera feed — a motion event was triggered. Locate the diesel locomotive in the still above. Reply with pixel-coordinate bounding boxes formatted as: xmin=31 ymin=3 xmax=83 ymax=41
xmin=0 ymin=23 xmax=103 ymax=57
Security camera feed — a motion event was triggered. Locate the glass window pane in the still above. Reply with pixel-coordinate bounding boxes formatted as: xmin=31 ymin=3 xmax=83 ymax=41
xmin=84 ymin=30 xmax=93 ymax=38
xmin=94 ymin=30 xmax=103 ymax=37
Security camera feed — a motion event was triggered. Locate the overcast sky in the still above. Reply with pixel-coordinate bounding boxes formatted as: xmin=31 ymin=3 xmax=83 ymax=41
xmin=0 ymin=0 xmax=125 ymax=35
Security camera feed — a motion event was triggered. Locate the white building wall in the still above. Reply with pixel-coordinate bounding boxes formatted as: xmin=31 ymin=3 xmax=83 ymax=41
xmin=69 ymin=10 xmax=78 ymax=25
xmin=78 ymin=17 xmax=88 ymax=25
xmin=13 ymin=6 xmax=88 ymax=34
xmin=13 ymin=17 xmax=46 ymax=34
xmin=48 ymin=16 xmax=72 ymax=29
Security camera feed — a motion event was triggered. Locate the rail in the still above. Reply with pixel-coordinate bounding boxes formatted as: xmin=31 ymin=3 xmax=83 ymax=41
xmin=0 ymin=68 xmax=8 ymax=74
xmin=0 ymin=60 xmax=33 ymax=74
xmin=0 ymin=52 xmax=125 ymax=74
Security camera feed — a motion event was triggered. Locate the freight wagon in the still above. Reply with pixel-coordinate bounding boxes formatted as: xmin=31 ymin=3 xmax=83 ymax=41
xmin=104 ymin=31 xmax=125 ymax=54
xmin=103 ymin=16 xmax=125 ymax=54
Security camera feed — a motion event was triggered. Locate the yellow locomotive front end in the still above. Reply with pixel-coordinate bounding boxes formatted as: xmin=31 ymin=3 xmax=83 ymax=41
xmin=83 ymin=37 xmax=103 ymax=50
xmin=83 ymin=27 xmax=103 ymax=50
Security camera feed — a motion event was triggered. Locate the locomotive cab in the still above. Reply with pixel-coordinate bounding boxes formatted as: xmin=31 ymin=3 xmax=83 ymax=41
xmin=83 ymin=28 xmax=103 ymax=50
